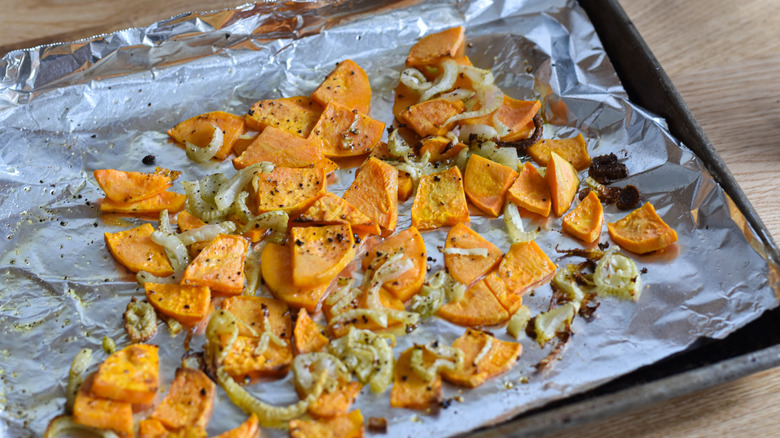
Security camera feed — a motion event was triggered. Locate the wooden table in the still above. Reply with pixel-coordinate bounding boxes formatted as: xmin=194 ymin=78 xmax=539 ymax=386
xmin=1 ymin=0 xmax=778 ymax=436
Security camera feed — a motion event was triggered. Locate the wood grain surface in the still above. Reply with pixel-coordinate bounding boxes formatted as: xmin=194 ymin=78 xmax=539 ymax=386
xmin=1 ymin=0 xmax=779 ymax=436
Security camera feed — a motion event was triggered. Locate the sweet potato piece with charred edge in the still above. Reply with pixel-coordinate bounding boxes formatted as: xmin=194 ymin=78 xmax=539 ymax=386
xmin=94 ymin=169 xmax=173 ymax=204
xmin=441 ymin=329 xmax=522 ymax=388
xmin=213 ymin=414 xmax=260 ymax=438
xmin=528 ymin=134 xmax=591 ymax=171
xmin=145 ymin=283 xmax=211 ymax=326
xmin=437 ymin=280 xmax=509 ymax=327
xmin=311 ymin=101 xmax=385 ymax=158
xmin=547 ymin=151 xmax=580 ymax=217
xmin=463 ymin=154 xmax=519 ymax=217
xmin=104 ymin=223 xmax=173 ymax=277
xmin=245 ymin=96 xmax=323 ymax=138
xmin=296 ymin=192 xmax=380 ymax=236
xmin=99 ymin=191 xmax=186 ymax=215
xmin=360 ymin=226 xmax=426 ymax=301
xmin=151 ymin=368 xmax=215 ymax=430
xmin=91 ymin=344 xmax=159 ymax=405
xmin=411 ymin=166 xmax=470 ymax=231
xmin=168 ymin=111 xmax=246 ymax=160
xmin=507 ymin=162 xmax=552 ymax=217
xmin=261 ymin=242 xmax=330 ymax=312
xmin=607 ymin=202 xmax=678 ymax=254
xmin=182 ymin=234 xmax=249 ymax=295
xmin=233 ymin=125 xmax=331 ymax=171
xmin=291 ymin=224 xmax=356 ymax=288
xmin=73 ymin=373 xmax=134 ymax=435
xmin=312 ymin=59 xmax=372 ymax=115
xmin=390 ymin=346 xmax=443 ymax=410
xmin=443 ymin=222 xmax=502 ymax=285
xmin=406 ymin=26 xmax=465 ymax=69
xmin=289 ymin=409 xmax=365 ymax=438
xmin=562 ymin=191 xmax=604 ymax=243
xmin=418 ymin=136 xmax=467 ymax=162
xmin=342 ymin=157 xmax=399 ymax=233
xmin=293 ymin=308 xmax=329 ymax=355
xmin=252 ymin=166 xmax=327 ymax=217
xmin=460 ymin=97 xmax=541 ymax=143
xmin=399 ymin=98 xmax=464 ymax=138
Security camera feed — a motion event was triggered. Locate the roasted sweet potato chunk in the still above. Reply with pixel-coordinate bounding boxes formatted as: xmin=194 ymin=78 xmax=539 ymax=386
xmin=177 ymin=210 xmax=207 ymax=232
xmin=547 ymin=151 xmax=580 ymax=217
xmin=223 ymin=295 xmax=292 ymax=339
xmin=399 ymin=98 xmax=464 ymax=137
xmin=411 ymin=166 xmax=469 ymax=231
xmin=291 ymin=224 xmax=356 ymax=287
xmin=312 ymin=59 xmax=372 ymax=115
xmin=437 ymin=280 xmax=509 ymax=326
xmin=293 ymin=309 xmax=329 ymax=355
xmin=296 ymin=193 xmax=380 ymax=236
xmin=151 ymin=368 xmax=215 ymax=430
xmin=361 ymin=226 xmax=426 ymax=301
xmin=221 ymin=334 xmax=293 ymax=381
xmin=73 ymin=373 xmax=133 ymax=435
xmin=145 ymin=283 xmax=211 ymax=326
xmin=418 ymin=136 xmax=467 ymax=162
xmin=607 ymin=202 xmax=678 ymax=254
xmin=406 ymin=26 xmax=465 ymax=68
xmin=303 ymin=377 xmax=362 ymax=419
xmin=507 ymin=162 xmax=552 ymax=217
xmin=562 ymin=191 xmax=603 ymax=243
xmin=104 ymin=223 xmax=173 ymax=276
xmin=390 ymin=346 xmax=442 ymax=410
xmin=342 ymin=157 xmax=398 ymax=232
xmin=91 ymin=344 xmax=159 ymax=405
xmin=289 ymin=409 xmax=364 ymax=438
xmin=245 ymin=96 xmax=323 ymax=138
xmin=528 ymin=134 xmax=591 ymax=171
xmin=311 ymin=102 xmax=384 ymax=158
xmin=483 ymin=273 xmax=524 ymax=315
xmin=182 ymin=234 xmax=249 ymax=295
xmin=487 ymin=241 xmax=556 ymax=296
xmin=443 ymin=223 xmax=502 ymax=285
xmin=94 ymin=169 xmax=173 ymax=204
xmin=463 ymin=154 xmax=519 ymax=216
xmin=168 ymin=111 xmax=246 ymax=160
xmin=441 ymin=329 xmax=522 ymax=388
xmin=261 ymin=242 xmax=330 ymax=312
xmin=233 ymin=125 xmax=327 ymax=170
xmin=213 ymin=414 xmax=259 ymax=438
xmin=325 ymin=288 xmax=406 ymax=338
xmin=460 ymin=97 xmax=540 ymax=142
xmin=252 ymin=167 xmax=327 ymax=217
xmin=392 ymin=82 xmax=420 ymax=121
xmin=397 ymin=171 xmax=414 ymax=202
xmin=138 ymin=418 xmax=169 ymax=438
xmin=100 ymin=191 xmax=186 ymax=215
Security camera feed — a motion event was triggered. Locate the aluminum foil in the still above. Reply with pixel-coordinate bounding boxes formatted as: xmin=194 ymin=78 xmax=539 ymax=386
xmin=1 ymin=0 xmax=778 ymax=436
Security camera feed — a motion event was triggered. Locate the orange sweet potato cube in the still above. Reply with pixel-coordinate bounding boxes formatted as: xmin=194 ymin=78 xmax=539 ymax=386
xmin=460 ymin=97 xmax=540 ymax=143
xmin=261 ymin=242 xmax=331 ymax=312
xmin=293 ymin=309 xmax=329 ymax=355
xmin=311 ymin=59 xmax=372 ymax=115
xmin=547 ymin=151 xmax=580 ymax=217
xmin=94 ymin=169 xmax=173 ymax=204
xmin=245 ymin=96 xmax=323 ymax=138
xmin=443 ymin=222 xmax=503 ymax=285
xmin=138 ymin=418 xmax=169 ymax=438
xmin=411 ymin=166 xmax=469 ymax=231
xmin=223 ymin=295 xmax=293 ymax=340
xmin=300 ymin=377 xmax=362 ymax=419
xmin=296 ymin=192 xmax=380 ymax=236
xmin=406 ymin=26 xmax=465 ymax=68
xmin=73 ymin=373 xmax=134 ymax=435
xmin=441 ymin=329 xmax=522 ymax=388
xmin=213 ymin=414 xmax=259 ymax=438
xmin=399 ymin=98 xmax=464 ymax=137
xmin=145 ymin=283 xmax=211 ymax=326
xmin=291 ymin=224 xmax=356 ymax=287
xmin=182 ymin=234 xmax=249 ymax=295
xmin=151 ymin=368 xmax=216 ymax=430
xmin=91 ymin=344 xmax=159 ymax=405
xmin=104 ymin=223 xmax=173 ymax=277
xmin=252 ymin=167 xmax=327 ymax=217
xmin=436 ymin=280 xmax=509 ymax=327
xmin=361 ymin=226 xmax=426 ymax=301
xmin=528 ymin=134 xmax=591 ymax=171
xmin=488 ymin=241 xmax=556 ymax=296
xmin=390 ymin=347 xmax=442 ymax=410
xmin=221 ymin=334 xmax=293 ymax=380
xmin=562 ymin=191 xmax=604 ymax=243
xmin=507 ymin=162 xmax=552 ymax=217
xmin=233 ymin=125 xmax=327 ymax=170
xmin=168 ymin=111 xmax=246 ymax=160
xmin=608 ymin=202 xmax=678 ymax=254
xmin=397 ymin=170 xmax=414 ymax=202
xmin=311 ymin=102 xmax=384 ymax=158
xmin=342 ymin=157 xmax=399 ymax=233
xmin=99 ymin=191 xmax=186 ymax=215
xmin=393 ymin=82 xmax=420 ymax=121
xmin=418 ymin=136 xmax=467 ymax=162
xmin=325 ymin=288 xmax=406 ymax=338
xmin=463 ymin=154 xmax=519 ymax=216
xmin=289 ymin=409 xmax=364 ymax=438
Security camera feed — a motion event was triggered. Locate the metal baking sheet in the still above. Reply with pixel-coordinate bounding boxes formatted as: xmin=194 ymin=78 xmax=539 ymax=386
xmin=1 ymin=0 xmax=778 ymax=437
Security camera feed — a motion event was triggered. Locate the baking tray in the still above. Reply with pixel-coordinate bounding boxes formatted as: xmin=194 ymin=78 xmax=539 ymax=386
xmin=466 ymin=0 xmax=780 ymax=436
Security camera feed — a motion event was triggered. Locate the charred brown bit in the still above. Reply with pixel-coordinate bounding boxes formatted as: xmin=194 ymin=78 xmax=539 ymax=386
xmin=368 ymin=417 xmax=388 ymax=434
xmin=554 ymin=245 xmax=605 ymax=262
xmin=578 ymin=292 xmax=600 ymax=321
xmin=534 ymin=331 xmax=571 ymax=372
xmin=584 ymin=180 xmax=641 ymax=211
xmin=588 ymin=153 xmax=627 ymax=184
xmin=497 ymin=113 xmax=543 ymax=153
xmin=616 ymin=184 xmax=641 ymax=210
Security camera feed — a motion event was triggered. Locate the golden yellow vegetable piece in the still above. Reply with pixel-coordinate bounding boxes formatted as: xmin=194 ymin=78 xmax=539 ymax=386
xmin=73 ymin=373 xmax=133 ymax=435
xmin=528 ymin=134 xmax=591 ymax=171
xmin=182 ymin=234 xmax=249 ymax=295
xmin=311 ymin=59 xmax=372 ymax=115
xmin=442 ymin=329 xmax=522 ymax=388
xmin=562 ymin=191 xmax=604 ymax=243
xmin=261 ymin=242 xmax=331 ymax=313
xmin=296 ymin=192 xmax=380 ymax=235
xmin=245 ymin=96 xmax=323 ymax=138
xmin=399 ymin=98 xmax=464 ymax=137
xmin=443 ymin=222 xmax=502 ymax=285
xmin=460 ymin=97 xmax=541 ymax=143
xmin=463 ymin=154 xmax=519 ymax=217
xmin=342 ymin=157 xmax=399 ymax=233
xmin=390 ymin=347 xmax=443 ymax=410
xmin=291 ymin=224 xmax=356 ymax=288
xmin=223 ymin=295 xmax=292 ymax=339
xmin=361 ymin=226 xmax=426 ymax=301
xmin=220 ymin=334 xmax=293 ymax=381
xmin=325 ymin=288 xmax=406 ymax=338
xmin=138 ymin=418 xmax=169 ymax=438
xmin=289 ymin=409 xmax=364 ymax=438
xmin=608 ymin=202 xmax=678 ymax=254
xmin=486 ymin=241 xmax=556 ymax=296
xmin=252 ymin=167 xmax=327 ymax=217
xmin=547 ymin=151 xmax=580 ymax=217
xmin=311 ymin=101 xmax=384 ymax=158
xmin=99 ymin=191 xmax=186 ymax=215
xmin=94 ymin=168 xmax=173 ymax=204
xmin=104 ymin=223 xmax=173 ymax=276
xmin=301 ymin=377 xmax=362 ymax=419
xmin=406 ymin=26 xmax=465 ymax=69
xmin=145 ymin=283 xmax=211 ymax=326
xmin=418 ymin=136 xmax=467 ymax=162
xmin=151 ymin=368 xmax=215 ymax=430
xmin=437 ymin=280 xmax=509 ymax=327
xmin=293 ymin=309 xmax=329 ymax=355
xmin=212 ymin=414 xmax=260 ymax=438
xmin=91 ymin=344 xmax=159 ymax=405
xmin=232 ymin=125 xmax=328 ymax=171
xmin=411 ymin=166 xmax=469 ymax=231
xmin=168 ymin=111 xmax=246 ymax=160
xmin=506 ymin=162 xmax=552 ymax=217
